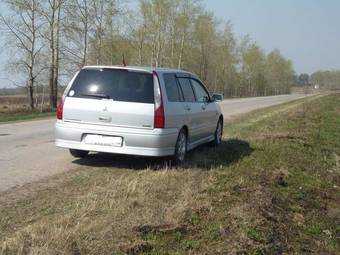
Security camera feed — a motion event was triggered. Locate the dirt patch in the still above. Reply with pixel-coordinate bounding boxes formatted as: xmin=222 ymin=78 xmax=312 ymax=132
xmin=120 ymin=240 xmax=153 ymax=255
xmin=133 ymin=224 xmax=187 ymax=236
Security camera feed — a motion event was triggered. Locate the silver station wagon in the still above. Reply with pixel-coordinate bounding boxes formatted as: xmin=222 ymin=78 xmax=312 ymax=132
xmin=55 ymin=66 xmax=223 ymax=164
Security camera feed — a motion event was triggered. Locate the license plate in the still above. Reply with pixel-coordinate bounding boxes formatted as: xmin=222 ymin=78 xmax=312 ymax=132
xmin=84 ymin=134 xmax=122 ymax=147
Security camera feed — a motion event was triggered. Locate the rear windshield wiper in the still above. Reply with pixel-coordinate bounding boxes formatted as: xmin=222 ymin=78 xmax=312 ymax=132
xmin=80 ymin=93 xmax=111 ymax=99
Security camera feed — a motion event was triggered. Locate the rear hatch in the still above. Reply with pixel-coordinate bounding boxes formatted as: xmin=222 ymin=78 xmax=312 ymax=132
xmin=63 ymin=67 xmax=155 ymax=129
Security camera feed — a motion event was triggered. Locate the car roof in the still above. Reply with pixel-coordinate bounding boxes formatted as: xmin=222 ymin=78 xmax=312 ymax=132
xmin=82 ymin=65 xmax=194 ymax=76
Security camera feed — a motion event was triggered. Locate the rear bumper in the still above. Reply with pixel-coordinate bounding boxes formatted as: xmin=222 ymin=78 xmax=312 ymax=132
xmin=55 ymin=121 xmax=178 ymax=157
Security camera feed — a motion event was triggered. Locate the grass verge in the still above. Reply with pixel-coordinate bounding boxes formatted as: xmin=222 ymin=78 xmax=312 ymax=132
xmin=0 ymin=111 xmax=56 ymax=123
xmin=0 ymin=94 xmax=339 ymax=254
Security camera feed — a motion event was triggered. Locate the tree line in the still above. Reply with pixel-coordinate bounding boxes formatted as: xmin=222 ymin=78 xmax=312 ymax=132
xmin=294 ymin=71 xmax=340 ymax=90
xmin=1 ymin=0 xmax=295 ymax=110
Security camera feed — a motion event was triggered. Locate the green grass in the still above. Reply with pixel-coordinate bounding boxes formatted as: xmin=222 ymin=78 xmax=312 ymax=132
xmin=0 ymin=111 xmax=56 ymax=123
xmin=0 ymin=94 xmax=339 ymax=254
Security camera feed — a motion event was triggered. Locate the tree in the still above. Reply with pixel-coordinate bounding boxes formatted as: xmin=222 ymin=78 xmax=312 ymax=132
xmin=311 ymin=70 xmax=340 ymax=90
xmin=100 ymin=0 xmax=120 ymax=65
xmin=239 ymin=37 xmax=266 ymax=97
xmin=192 ymin=12 xmax=216 ymax=81
xmin=266 ymin=49 xmax=294 ymax=95
xmin=170 ymin=0 xmax=201 ymax=69
xmin=63 ymin=0 xmax=92 ymax=68
xmin=40 ymin=0 xmax=64 ymax=109
xmin=212 ymin=21 xmax=238 ymax=95
xmin=149 ymin=0 xmax=172 ymax=67
xmin=298 ymin=73 xmax=310 ymax=86
xmin=0 ymin=0 xmax=44 ymax=109
xmin=87 ymin=0 xmax=121 ymax=65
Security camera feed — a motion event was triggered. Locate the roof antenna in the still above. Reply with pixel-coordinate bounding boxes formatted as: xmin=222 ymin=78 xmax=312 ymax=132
xmin=122 ymin=54 xmax=127 ymax=67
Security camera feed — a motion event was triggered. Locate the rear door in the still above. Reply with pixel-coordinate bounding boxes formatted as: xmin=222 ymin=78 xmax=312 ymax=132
xmin=162 ymin=73 xmax=186 ymax=128
xmin=63 ymin=68 xmax=155 ymax=129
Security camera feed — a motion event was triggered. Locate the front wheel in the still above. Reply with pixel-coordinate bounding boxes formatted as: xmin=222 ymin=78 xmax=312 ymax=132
xmin=69 ymin=149 xmax=89 ymax=158
xmin=212 ymin=119 xmax=223 ymax=146
xmin=172 ymin=129 xmax=187 ymax=165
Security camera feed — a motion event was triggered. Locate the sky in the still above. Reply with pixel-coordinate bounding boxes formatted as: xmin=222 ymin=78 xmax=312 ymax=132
xmin=207 ymin=0 xmax=340 ymax=74
xmin=1 ymin=0 xmax=340 ymax=88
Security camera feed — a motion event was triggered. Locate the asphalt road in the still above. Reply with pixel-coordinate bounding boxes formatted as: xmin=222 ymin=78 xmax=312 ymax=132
xmin=0 ymin=94 xmax=307 ymax=192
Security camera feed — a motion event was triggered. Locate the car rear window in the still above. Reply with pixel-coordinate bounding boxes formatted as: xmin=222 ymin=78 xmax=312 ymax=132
xmin=68 ymin=68 xmax=154 ymax=103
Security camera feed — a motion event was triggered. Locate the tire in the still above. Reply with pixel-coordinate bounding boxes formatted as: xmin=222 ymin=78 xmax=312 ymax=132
xmin=172 ymin=128 xmax=187 ymax=165
xmin=69 ymin=149 xmax=89 ymax=158
xmin=212 ymin=119 xmax=223 ymax=146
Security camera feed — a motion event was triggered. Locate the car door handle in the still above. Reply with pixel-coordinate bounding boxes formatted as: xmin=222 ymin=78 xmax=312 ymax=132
xmin=98 ymin=116 xmax=112 ymax=122
xmin=184 ymin=105 xmax=191 ymax=111
xmin=201 ymin=104 xmax=206 ymax=110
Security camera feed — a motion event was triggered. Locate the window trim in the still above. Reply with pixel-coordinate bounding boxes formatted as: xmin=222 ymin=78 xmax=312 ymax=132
xmin=163 ymin=73 xmax=182 ymax=102
xmin=177 ymin=77 xmax=196 ymax=103
xmin=175 ymin=77 xmax=185 ymax=102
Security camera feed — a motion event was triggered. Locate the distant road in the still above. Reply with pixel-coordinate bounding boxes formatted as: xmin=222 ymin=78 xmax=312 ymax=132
xmin=0 ymin=94 xmax=307 ymax=192
xmin=219 ymin=94 xmax=307 ymax=119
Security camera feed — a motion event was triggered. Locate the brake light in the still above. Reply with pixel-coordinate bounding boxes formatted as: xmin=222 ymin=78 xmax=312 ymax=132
xmin=57 ymin=100 xmax=64 ymax=120
xmin=153 ymin=71 xmax=164 ymax=128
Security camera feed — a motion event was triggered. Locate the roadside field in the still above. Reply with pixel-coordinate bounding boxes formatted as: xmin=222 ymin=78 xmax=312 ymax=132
xmin=0 ymin=94 xmax=50 ymax=106
xmin=0 ymin=94 xmax=339 ymax=254
xmin=0 ymin=95 xmax=55 ymax=123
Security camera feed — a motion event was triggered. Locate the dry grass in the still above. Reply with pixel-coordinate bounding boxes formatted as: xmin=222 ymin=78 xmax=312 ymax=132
xmin=1 ymin=169 xmax=212 ymax=254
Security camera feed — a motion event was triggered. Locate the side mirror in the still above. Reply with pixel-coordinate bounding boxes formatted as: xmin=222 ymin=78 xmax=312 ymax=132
xmin=203 ymin=95 xmax=210 ymax=103
xmin=212 ymin=93 xmax=223 ymax=102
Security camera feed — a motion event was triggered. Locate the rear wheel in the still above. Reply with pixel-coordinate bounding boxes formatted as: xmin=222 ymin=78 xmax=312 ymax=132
xmin=172 ymin=129 xmax=187 ymax=165
xmin=69 ymin=149 xmax=89 ymax=158
xmin=212 ymin=119 xmax=223 ymax=146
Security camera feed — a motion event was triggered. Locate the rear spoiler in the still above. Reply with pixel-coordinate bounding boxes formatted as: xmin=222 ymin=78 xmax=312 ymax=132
xmin=83 ymin=66 xmax=153 ymax=74
xmin=175 ymin=72 xmax=195 ymax=79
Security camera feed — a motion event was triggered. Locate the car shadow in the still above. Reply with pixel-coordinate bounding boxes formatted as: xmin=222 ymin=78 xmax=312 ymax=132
xmin=72 ymin=139 xmax=253 ymax=171
xmin=184 ymin=139 xmax=254 ymax=170
xmin=72 ymin=152 xmax=168 ymax=171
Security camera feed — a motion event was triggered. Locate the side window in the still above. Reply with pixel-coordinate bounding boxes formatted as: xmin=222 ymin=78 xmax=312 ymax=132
xmin=178 ymin=78 xmax=195 ymax=102
xmin=163 ymin=73 xmax=181 ymax=102
xmin=190 ymin=79 xmax=210 ymax=102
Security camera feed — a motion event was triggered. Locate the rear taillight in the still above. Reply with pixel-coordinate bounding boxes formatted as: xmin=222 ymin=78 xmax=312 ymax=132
xmin=57 ymin=100 xmax=64 ymax=120
xmin=153 ymin=71 xmax=165 ymax=128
